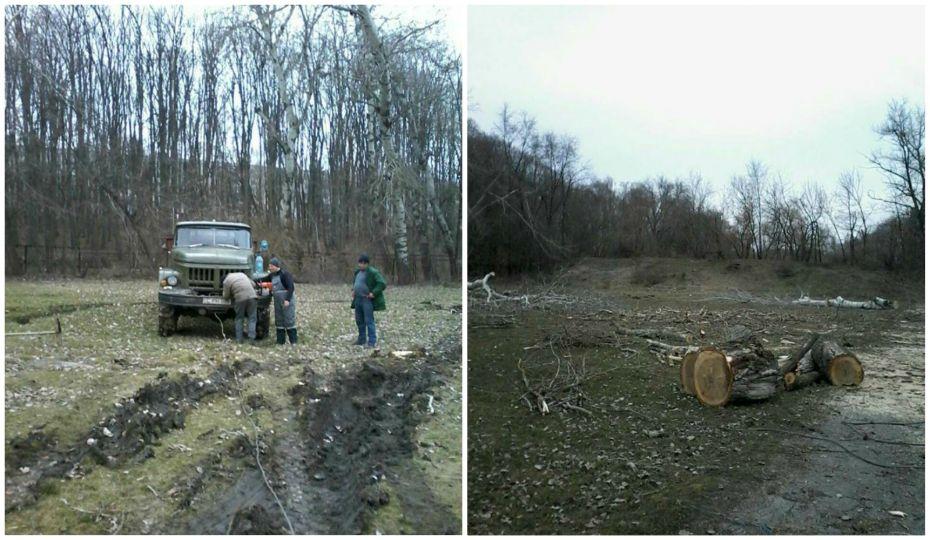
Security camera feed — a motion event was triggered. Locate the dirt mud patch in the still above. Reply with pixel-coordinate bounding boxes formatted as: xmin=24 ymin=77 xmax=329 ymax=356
xmin=183 ymin=339 xmax=461 ymax=534
xmin=5 ymin=359 xmax=260 ymax=512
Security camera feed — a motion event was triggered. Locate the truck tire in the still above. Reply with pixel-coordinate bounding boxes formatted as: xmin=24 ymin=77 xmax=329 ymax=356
xmin=158 ymin=305 xmax=179 ymax=337
xmin=256 ymin=306 xmax=270 ymax=340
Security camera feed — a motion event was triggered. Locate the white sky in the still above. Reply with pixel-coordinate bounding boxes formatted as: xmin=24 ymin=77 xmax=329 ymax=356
xmin=468 ymin=5 xmax=924 ymax=214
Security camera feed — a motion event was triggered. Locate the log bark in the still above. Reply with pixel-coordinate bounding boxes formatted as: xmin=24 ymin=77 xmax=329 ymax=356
xmin=778 ymin=333 xmax=820 ymax=375
xmin=679 ymin=349 xmax=700 ymax=395
xmin=783 ymin=350 xmax=821 ymax=390
xmin=692 ymin=346 xmax=779 ymax=406
xmin=811 ymin=339 xmax=863 ymax=386
xmin=793 ymin=295 xmax=893 ymax=310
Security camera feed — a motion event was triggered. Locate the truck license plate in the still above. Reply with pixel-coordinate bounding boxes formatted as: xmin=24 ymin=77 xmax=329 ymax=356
xmin=203 ymin=297 xmax=230 ymax=306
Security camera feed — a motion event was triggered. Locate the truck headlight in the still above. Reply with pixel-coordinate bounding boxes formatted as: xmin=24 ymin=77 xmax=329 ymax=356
xmin=159 ymin=267 xmax=181 ymax=288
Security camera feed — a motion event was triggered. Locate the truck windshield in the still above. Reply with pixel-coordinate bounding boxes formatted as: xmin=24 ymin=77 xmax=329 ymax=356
xmin=176 ymin=227 xmax=251 ymax=249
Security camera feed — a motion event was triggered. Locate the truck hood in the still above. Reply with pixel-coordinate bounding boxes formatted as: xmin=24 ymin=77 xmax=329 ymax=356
xmin=172 ymin=247 xmax=251 ymax=267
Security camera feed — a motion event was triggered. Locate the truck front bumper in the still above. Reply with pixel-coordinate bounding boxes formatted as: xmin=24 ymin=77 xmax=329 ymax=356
xmin=158 ymin=288 xmax=271 ymax=312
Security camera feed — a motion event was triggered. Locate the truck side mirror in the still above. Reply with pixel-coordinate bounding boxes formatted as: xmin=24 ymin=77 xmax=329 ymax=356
xmin=164 ymin=236 xmax=174 ymax=252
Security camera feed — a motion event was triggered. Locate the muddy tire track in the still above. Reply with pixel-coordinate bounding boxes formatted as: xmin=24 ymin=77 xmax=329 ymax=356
xmin=184 ymin=340 xmax=461 ymax=534
xmin=5 ymin=359 xmax=261 ymax=512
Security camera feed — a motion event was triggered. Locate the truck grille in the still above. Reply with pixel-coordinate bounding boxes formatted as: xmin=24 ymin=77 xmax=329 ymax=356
xmin=218 ymin=269 xmax=237 ymax=283
xmin=189 ymin=267 xmax=215 ymax=285
xmin=187 ymin=267 xmax=248 ymax=289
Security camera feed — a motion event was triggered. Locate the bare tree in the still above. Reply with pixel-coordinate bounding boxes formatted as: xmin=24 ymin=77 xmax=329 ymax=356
xmin=869 ymin=100 xmax=925 ymax=241
xmin=5 ymin=5 xmax=461 ymax=280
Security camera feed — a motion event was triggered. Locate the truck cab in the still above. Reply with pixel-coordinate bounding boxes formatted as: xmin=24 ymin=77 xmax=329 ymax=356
xmin=157 ymin=221 xmax=271 ymax=337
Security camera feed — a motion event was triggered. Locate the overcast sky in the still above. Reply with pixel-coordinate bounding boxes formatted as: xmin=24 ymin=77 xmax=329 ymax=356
xmin=468 ymin=5 xmax=924 ymax=213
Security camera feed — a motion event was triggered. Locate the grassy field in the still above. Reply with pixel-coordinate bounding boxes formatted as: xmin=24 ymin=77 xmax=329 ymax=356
xmin=468 ymin=258 xmax=924 ymax=534
xmin=5 ymin=278 xmax=462 ymax=534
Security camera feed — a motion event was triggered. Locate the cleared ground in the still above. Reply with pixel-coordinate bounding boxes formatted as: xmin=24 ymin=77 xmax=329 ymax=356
xmin=5 ymin=279 xmax=461 ymax=534
xmin=468 ymin=258 xmax=924 ymax=534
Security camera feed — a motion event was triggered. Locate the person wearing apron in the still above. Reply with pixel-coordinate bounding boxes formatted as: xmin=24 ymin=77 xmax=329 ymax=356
xmin=261 ymin=257 xmax=297 ymax=345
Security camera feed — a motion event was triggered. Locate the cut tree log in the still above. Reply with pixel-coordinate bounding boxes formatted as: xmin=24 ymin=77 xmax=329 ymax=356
xmin=783 ymin=350 xmax=821 ymax=390
xmin=679 ymin=348 xmax=701 ymax=395
xmin=648 ymin=339 xmax=695 ymax=358
xmin=811 ymin=339 xmax=863 ymax=386
xmin=778 ymin=333 xmax=820 ymax=375
xmin=793 ymin=295 xmax=893 ymax=310
xmin=692 ymin=346 xmax=780 ymax=406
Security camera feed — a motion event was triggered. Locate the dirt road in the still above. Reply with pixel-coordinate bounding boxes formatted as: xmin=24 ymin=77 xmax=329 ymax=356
xmin=5 ymin=279 xmax=462 ymax=534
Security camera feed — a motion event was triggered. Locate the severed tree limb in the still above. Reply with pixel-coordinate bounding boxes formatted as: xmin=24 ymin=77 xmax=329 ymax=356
xmin=646 ymin=338 xmax=695 ymax=358
xmin=468 ymin=272 xmax=529 ymax=304
xmin=778 ymin=333 xmax=820 ymax=375
xmin=517 ymin=357 xmax=549 ymax=415
xmin=793 ymin=295 xmax=893 ymax=310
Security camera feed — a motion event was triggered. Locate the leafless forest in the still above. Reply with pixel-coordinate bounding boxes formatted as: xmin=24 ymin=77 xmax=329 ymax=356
xmin=468 ymin=101 xmax=923 ymax=275
xmin=5 ymin=5 xmax=461 ymax=281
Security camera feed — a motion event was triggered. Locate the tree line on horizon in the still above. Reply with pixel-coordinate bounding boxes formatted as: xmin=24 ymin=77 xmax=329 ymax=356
xmin=5 ymin=5 xmax=461 ymax=281
xmin=468 ymin=101 xmax=924 ymax=275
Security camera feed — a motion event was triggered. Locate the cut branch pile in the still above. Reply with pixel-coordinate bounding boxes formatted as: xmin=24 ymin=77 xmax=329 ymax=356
xmin=793 ymin=295 xmax=893 ymax=310
xmin=517 ymin=332 xmax=626 ymax=416
xmin=468 ymin=271 xmax=578 ymax=308
xmin=681 ymin=334 xmax=864 ymax=407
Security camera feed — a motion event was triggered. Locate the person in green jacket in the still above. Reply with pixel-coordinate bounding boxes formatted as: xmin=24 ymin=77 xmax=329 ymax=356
xmin=351 ymin=253 xmax=387 ymax=347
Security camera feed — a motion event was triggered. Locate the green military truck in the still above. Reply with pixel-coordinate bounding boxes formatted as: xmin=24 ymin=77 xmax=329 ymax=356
xmin=157 ymin=221 xmax=271 ymax=338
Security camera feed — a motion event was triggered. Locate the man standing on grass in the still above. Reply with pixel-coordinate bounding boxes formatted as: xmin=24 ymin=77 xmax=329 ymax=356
xmin=222 ymin=271 xmax=257 ymax=344
xmin=351 ymin=254 xmax=387 ymax=348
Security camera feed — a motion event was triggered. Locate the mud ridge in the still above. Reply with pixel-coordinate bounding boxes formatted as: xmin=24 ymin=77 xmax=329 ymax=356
xmin=183 ymin=339 xmax=461 ymax=534
xmin=5 ymin=359 xmax=261 ymax=512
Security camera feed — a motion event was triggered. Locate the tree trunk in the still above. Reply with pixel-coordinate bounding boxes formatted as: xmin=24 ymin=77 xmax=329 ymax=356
xmin=811 ymin=339 xmax=864 ymax=386
xmin=793 ymin=295 xmax=893 ymax=310
xmin=692 ymin=346 xmax=779 ymax=406
xmin=679 ymin=349 xmax=700 ymax=395
xmin=783 ymin=350 xmax=821 ymax=391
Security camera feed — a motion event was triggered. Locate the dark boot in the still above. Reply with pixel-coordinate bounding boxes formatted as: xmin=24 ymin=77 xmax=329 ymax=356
xmin=287 ymin=328 xmax=298 ymax=345
xmin=276 ymin=328 xmax=286 ymax=345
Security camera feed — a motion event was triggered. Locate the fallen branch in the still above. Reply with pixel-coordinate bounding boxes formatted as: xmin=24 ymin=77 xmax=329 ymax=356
xmin=844 ymin=420 xmax=923 ymax=427
xmin=6 ymin=317 xmax=62 ymax=337
xmin=793 ymin=295 xmax=893 ymax=310
xmin=778 ymin=333 xmax=820 ymax=375
xmin=468 ymin=272 xmax=527 ymax=304
xmin=214 ymin=313 xmax=226 ymax=341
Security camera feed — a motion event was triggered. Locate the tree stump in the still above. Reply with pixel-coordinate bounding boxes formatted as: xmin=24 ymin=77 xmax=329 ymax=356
xmin=692 ymin=346 xmax=779 ymax=406
xmin=812 ymin=339 xmax=863 ymax=386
